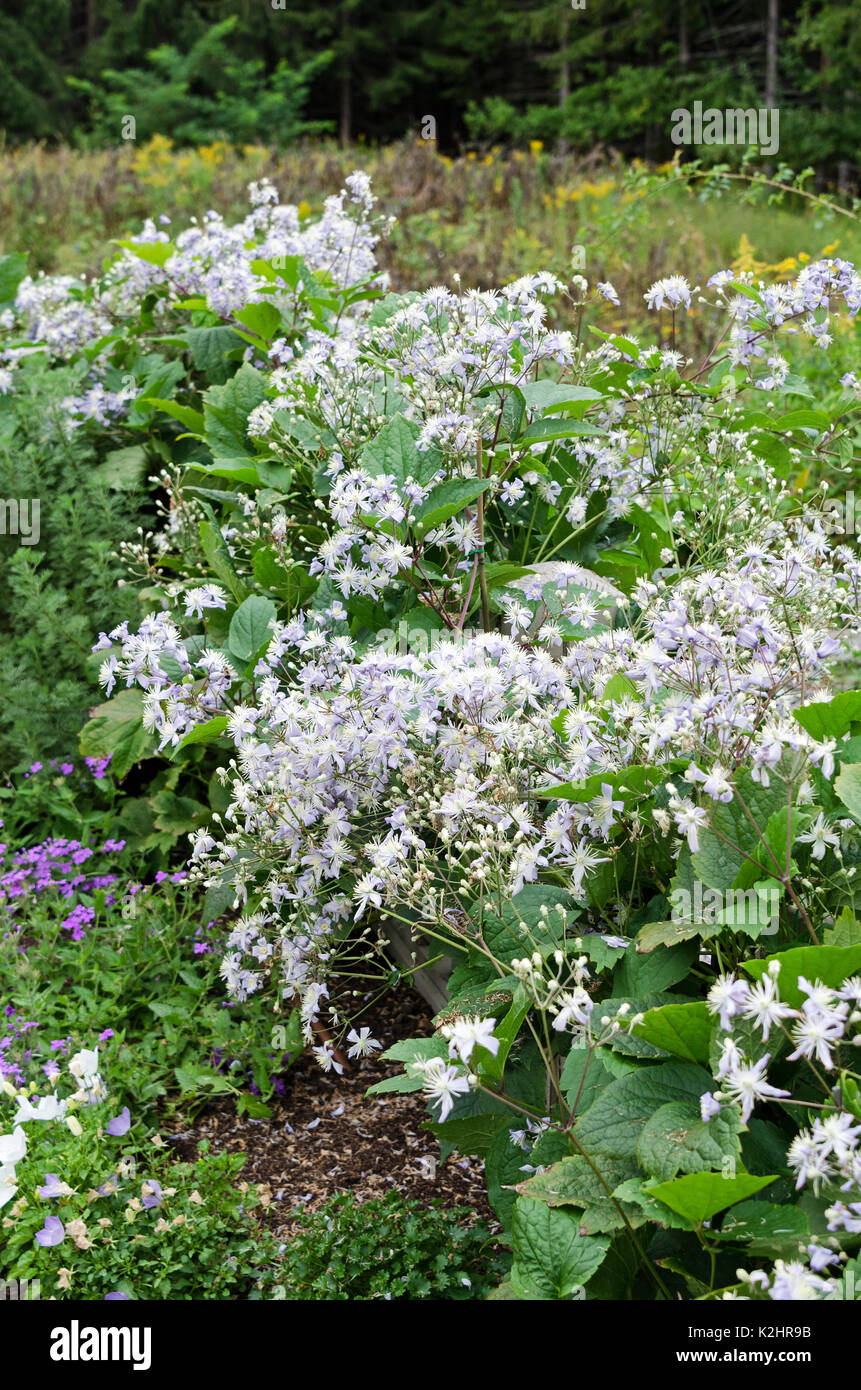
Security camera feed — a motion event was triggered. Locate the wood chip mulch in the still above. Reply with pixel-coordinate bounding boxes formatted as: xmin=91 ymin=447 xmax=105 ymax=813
xmin=165 ymin=987 xmax=495 ymax=1241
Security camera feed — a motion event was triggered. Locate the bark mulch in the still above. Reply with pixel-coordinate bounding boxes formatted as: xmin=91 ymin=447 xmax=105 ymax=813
xmin=166 ymin=986 xmax=494 ymax=1240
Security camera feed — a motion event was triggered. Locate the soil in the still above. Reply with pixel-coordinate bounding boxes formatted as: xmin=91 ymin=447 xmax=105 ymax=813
xmin=165 ymin=985 xmax=494 ymax=1240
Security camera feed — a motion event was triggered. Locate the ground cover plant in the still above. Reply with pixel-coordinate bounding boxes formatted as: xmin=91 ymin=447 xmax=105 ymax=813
xmin=1 ymin=155 xmax=861 ymax=1303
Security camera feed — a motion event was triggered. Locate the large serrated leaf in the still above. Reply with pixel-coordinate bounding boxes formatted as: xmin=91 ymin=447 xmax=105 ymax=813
xmin=635 ymin=1100 xmax=742 ymax=1182
xmin=511 ymin=1198 xmax=609 ymax=1298
xmin=573 ymin=1061 xmax=713 ymax=1160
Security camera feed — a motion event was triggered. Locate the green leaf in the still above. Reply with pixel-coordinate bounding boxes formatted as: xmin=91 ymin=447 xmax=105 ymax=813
xmin=517 ymin=1156 xmax=642 ymax=1234
xmin=228 ymin=595 xmax=276 ymax=661
xmin=691 ymin=771 xmax=787 ymax=892
xmin=203 ymin=363 xmax=267 ymax=458
xmin=520 ymin=380 xmax=603 ymax=414
xmin=359 ymin=413 xmax=439 ymax=488
xmin=79 ymin=689 xmax=156 ymax=781
xmin=835 ymin=763 xmax=861 ymax=821
xmin=414 ymin=478 xmax=492 ymax=532
xmin=364 ymin=1072 xmax=425 ymax=1095
xmin=733 ymin=802 xmax=812 ymax=889
xmin=560 ymin=1047 xmax=611 ymax=1115
xmin=380 ymin=1037 xmax=449 ymax=1066
xmin=635 ymin=918 xmax=714 ymax=952
xmin=511 ymin=1198 xmax=609 ymax=1298
xmin=187 ymin=325 xmax=245 ymax=380
xmin=632 ymin=1003 xmax=712 ymax=1064
xmin=635 ymin=1101 xmax=742 ymax=1182
xmin=477 ymin=885 xmax=572 ymax=965
xmin=481 ymin=562 xmax=536 ymax=592
xmin=234 ymin=301 xmax=283 ymax=343
xmin=199 ymin=509 xmax=248 ymax=603
xmin=573 ymin=1061 xmax=713 ymax=1160
xmin=824 ymin=908 xmax=861 ymax=948
xmin=486 ymin=1119 xmax=532 ymax=1235
xmin=522 ymin=417 xmax=603 ymax=442
xmin=476 ymin=986 xmax=531 ymax=1082
xmin=612 ymin=1178 xmax=694 ymax=1231
xmin=427 ymin=1113 xmax=507 ymax=1158
xmin=647 ymin=1171 xmax=778 ymax=1225
xmin=0 ymin=252 xmax=28 ymax=305
xmin=117 ymin=238 xmax=174 ymax=267
xmin=742 ymin=944 xmax=861 ymax=1009
xmin=794 ymin=691 xmax=861 ymax=742
xmin=614 ymin=939 xmax=697 ymax=996
xmin=144 ymin=398 xmax=205 ymax=433
xmin=251 ymin=549 xmax=315 ymax=610
xmin=169 ymin=715 xmax=230 ymax=758
xmin=151 ymin=789 xmax=207 ymax=836
xmin=93 ymin=445 xmax=148 ymax=491
xmin=237 ymin=1094 xmax=273 ymax=1119
xmin=601 ymin=673 xmax=639 ymax=704
xmin=537 ymin=763 xmax=667 ymax=804
xmin=714 ymin=1200 xmax=809 ymax=1255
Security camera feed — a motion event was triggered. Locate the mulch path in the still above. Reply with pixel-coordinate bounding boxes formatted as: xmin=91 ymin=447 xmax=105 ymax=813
xmin=166 ymin=986 xmax=494 ymax=1240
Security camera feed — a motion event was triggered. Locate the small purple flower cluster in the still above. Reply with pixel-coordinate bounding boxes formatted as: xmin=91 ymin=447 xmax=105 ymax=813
xmin=21 ymin=754 xmax=112 ymax=781
xmin=0 ymin=834 xmax=127 ymax=940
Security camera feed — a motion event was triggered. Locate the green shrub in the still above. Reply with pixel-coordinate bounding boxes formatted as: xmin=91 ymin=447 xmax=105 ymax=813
xmin=277 ymin=1190 xmax=509 ymax=1300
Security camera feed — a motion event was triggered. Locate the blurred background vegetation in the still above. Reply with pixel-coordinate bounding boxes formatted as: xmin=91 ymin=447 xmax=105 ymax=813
xmin=1 ymin=0 xmax=859 ymax=300
xmin=0 ymin=0 xmax=858 ymax=178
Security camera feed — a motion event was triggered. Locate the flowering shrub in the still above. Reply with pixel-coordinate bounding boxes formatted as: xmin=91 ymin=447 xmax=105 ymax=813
xmin=4 ymin=170 xmax=861 ymax=1298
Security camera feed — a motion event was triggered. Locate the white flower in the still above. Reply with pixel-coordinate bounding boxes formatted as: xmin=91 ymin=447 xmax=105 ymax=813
xmin=742 ymin=974 xmax=795 ymax=1041
xmin=0 ymin=1127 xmax=27 ymax=1167
xmin=414 ymin=1058 xmax=471 ymax=1121
xmin=13 ymin=1093 xmax=67 ymax=1125
xmin=797 ymin=812 xmax=840 ymax=861
xmin=706 ymin=974 xmax=750 ymax=1031
xmin=768 ymin=1259 xmax=835 ymax=1300
xmin=700 ymin=1092 xmax=722 ymax=1123
xmin=313 ymin=1042 xmax=343 ymax=1076
xmin=644 ymin=275 xmax=691 ymax=311
xmin=68 ymin=1048 xmax=99 ymax=1080
xmin=722 ymin=1055 xmax=790 ymax=1122
xmin=788 ymin=1012 xmax=845 ymax=1069
xmin=443 ymin=1016 xmax=499 ymax=1065
xmin=345 ymin=1027 xmax=382 ymax=1059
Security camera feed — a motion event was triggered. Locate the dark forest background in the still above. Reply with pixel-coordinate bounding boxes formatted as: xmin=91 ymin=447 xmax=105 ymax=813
xmin=0 ymin=0 xmax=859 ymax=178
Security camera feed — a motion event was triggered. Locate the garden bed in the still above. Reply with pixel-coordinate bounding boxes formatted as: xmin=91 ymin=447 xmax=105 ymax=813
xmin=170 ymin=988 xmax=490 ymax=1240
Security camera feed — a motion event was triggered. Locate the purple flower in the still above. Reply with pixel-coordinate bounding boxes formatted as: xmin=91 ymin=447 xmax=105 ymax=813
xmin=98 ymin=1029 xmax=115 ymax=1043
xmin=106 ymin=1107 xmax=130 ymax=1137
xmin=141 ymin=1179 xmax=163 ymax=1210
xmin=104 ymin=1291 xmax=129 ymax=1300
xmin=35 ymin=1215 xmax=65 ymax=1247
xmin=37 ymin=1174 xmax=68 ymax=1199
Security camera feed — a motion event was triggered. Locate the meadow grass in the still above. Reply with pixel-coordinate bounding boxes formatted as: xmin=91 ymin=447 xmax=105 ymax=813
xmin=3 ymin=136 xmax=861 ymax=339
